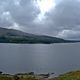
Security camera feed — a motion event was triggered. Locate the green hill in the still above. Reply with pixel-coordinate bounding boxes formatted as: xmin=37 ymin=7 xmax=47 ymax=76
xmin=0 ymin=27 xmax=79 ymax=44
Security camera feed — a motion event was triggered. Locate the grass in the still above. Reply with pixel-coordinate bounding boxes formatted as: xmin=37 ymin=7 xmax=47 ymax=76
xmin=49 ymin=70 xmax=80 ymax=80
xmin=1 ymin=70 xmax=80 ymax=80
xmin=0 ymin=75 xmax=12 ymax=80
xmin=0 ymin=75 xmax=39 ymax=80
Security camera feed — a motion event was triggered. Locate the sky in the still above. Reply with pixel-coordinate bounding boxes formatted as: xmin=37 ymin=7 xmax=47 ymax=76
xmin=0 ymin=0 xmax=80 ymax=39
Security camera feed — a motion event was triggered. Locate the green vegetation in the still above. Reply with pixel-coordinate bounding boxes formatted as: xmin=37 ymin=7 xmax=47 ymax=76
xmin=1 ymin=70 xmax=80 ymax=80
xmin=0 ymin=75 xmax=38 ymax=80
xmin=50 ymin=70 xmax=80 ymax=80
xmin=0 ymin=35 xmax=66 ymax=44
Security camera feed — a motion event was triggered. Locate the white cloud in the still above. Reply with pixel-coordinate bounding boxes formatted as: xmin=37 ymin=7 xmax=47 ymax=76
xmin=57 ymin=29 xmax=80 ymax=40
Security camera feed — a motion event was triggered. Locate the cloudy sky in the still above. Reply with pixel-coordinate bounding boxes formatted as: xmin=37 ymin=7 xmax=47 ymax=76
xmin=0 ymin=0 xmax=80 ymax=39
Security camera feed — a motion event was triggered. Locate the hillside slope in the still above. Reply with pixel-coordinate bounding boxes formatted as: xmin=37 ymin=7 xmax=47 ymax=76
xmin=50 ymin=71 xmax=80 ymax=80
xmin=0 ymin=27 xmax=79 ymax=44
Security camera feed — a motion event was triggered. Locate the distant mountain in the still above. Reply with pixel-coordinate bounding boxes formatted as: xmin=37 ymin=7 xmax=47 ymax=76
xmin=0 ymin=27 xmax=79 ymax=44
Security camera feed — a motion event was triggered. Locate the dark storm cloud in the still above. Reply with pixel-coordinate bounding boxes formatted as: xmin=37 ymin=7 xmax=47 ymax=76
xmin=0 ymin=0 xmax=39 ymax=28
xmin=0 ymin=0 xmax=80 ymax=39
xmin=46 ymin=0 xmax=80 ymax=28
xmin=0 ymin=0 xmax=16 ymax=27
xmin=45 ymin=0 xmax=80 ymax=39
xmin=8 ymin=0 xmax=39 ymax=27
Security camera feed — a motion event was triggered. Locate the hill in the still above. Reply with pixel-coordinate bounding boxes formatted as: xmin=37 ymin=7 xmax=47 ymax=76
xmin=0 ymin=27 xmax=79 ymax=44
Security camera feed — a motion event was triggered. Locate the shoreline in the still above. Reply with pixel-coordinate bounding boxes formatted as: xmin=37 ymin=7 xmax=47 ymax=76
xmin=0 ymin=70 xmax=80 ymax=80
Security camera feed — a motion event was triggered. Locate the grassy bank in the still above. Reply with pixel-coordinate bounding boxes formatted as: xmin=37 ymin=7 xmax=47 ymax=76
xmin=0 ymin=75 xmax=38 ymax=80
xmin=1 ymin=70 xmax=80 ymax=80
xmin=50 ymin=70 xmax=80 ymax=80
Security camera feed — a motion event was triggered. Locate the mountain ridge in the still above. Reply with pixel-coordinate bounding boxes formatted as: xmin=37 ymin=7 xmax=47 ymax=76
xmin=0 ymin=27 xmax=79 ymax=44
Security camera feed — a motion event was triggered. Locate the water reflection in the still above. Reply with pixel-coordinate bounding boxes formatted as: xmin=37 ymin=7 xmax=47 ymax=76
xmin=0 ymin=43 xmax=80 ymax=75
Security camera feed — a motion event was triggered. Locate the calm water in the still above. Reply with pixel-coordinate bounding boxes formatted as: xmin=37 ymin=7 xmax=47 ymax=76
xmin=0 ymin=43 xmax=80 ymax=75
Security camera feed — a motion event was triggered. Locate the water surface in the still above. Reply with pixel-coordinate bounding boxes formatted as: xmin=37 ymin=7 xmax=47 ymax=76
xmin=0 ymin=43 xmax=80 ymax=75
